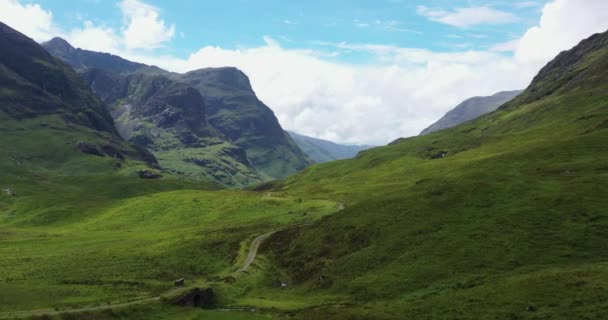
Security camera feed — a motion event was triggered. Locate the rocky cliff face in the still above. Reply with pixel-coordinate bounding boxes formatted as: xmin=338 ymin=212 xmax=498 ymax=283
xmin=180 ymin=67 xmax=313 ymax=178
xmin=43 ymin=38 xmax=312 ymax=186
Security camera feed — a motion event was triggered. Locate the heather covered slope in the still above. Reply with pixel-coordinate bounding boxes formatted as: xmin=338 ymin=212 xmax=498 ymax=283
xmin=287 ymin=131 xmax=375 ymax=163
xmin=42 ymin=39 xmax=312 ymax=186
xmin=243 ymin=30 xmax=608 ymax=319
xmin=420 ymin=89 xmax=523 ymax=135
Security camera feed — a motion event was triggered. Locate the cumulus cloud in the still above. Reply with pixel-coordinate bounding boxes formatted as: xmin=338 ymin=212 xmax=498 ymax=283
xmin=0 ymin=0 xmax=175 ymax=52
xmin=66 ymin=21 xmax=121 ymax=53
xmin=417 ymin=6 xmax=517 ymax=27
xmin=514 ymin=0 xmax=608 ymax=64
xmin=125 ymin=39 xmax=530 ymax=144
xmin=120 ymin=0 xmax=175 ymax=50
xmin=126 ymin=0 xmax=608 ymax=144
xmin=0 ymin=0 xmax=57 ymax=41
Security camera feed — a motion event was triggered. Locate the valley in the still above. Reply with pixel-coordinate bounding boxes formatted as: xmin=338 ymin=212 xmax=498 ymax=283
xmin=0 ymin=3 xmax=607 ymax=319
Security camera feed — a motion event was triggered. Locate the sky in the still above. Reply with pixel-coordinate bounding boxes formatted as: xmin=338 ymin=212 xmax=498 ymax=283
xmin=1 ymin=0 xmax=607 ymax=145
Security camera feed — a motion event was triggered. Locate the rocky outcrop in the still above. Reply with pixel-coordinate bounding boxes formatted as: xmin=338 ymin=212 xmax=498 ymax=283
xmin=43 ymin=38 xmax=313 ymax=186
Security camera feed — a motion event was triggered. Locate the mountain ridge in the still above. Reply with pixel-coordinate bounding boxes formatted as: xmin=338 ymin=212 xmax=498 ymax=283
xmin=42 ymin=37 xmax=312 ymax=186
xmin=420 ymin=89 xmax=523 ymax=135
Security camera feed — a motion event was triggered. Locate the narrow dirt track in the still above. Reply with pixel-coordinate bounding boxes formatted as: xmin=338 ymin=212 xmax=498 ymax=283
xmin=238 ymin=230 xmax=276 ymax=272
xmin=239 ymin=223 xmax=313 ymax=272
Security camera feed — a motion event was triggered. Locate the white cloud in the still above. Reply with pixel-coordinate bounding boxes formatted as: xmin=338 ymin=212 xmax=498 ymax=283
xmin=67 ymin=21 xmax=121 ymax=53
xmin=515 ymin=1 xmax=541 ymax=8
xmin=126 ymin=0 xmax=608 ymax=144
xmin=12 ymin=0 xmax=176 ymax=52
xmin=119 ymin=0 xmax=175 ymax=50
xmin=124 ymin=39 xmax=530 ymax=144
xmin=417 ymin=5 xmax=517 ymax=27
xmin=0 ymin=0 xmax=57 ymax=41
xmin=514 ymin=0 xmax=608 ymax=64
xmin=490 ymin=39 xmax=520 ymax=52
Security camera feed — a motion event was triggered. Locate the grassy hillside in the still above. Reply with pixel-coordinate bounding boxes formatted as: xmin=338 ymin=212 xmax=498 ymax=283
xmin=233 ymin=30 xmax=608 ymax=319
xmin=2 ymin=20 xmax=608 ymax=320
xmin=0 ymin=179 xmax=336 ymax=314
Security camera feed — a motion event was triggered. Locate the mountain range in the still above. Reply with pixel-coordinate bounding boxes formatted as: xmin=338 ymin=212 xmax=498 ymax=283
xmin=42 ymin=37 xmax=312 ymax=187
xmin=287 ymin=131 xmax=375 ymax=163
xmin=1 ymin=18 xmax=607 ymax=320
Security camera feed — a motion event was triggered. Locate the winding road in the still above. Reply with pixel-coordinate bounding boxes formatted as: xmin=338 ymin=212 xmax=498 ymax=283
xmin=239 ymin=230 xmax=276 ymax=272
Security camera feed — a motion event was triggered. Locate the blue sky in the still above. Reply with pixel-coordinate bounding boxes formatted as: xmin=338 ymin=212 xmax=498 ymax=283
xmin=3 ymin=0 xmax=608 ymax=144
xmin=28 ymin=0 xmax=545 ymax=60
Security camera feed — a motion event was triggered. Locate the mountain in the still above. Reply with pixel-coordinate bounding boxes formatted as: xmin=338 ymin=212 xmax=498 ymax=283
xmin=419 ymin=89 xmax=523 ymax=135
xmin=287 ymin=131 xmax=375 ymax=163
xmin=0 ymin=22 xmax=157 ymax=177
xmin=251 ymin=30 xmax=608 ymax=318
xmin=42 ymin=37 xmax=163 ymax=75
xmin=42 ymin=38 xmax=312 ymax=186
xmin=2 ymin=20 xmax=608 ymax=320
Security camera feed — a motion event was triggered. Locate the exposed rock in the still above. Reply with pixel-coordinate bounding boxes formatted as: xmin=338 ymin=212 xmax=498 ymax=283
xmin=3 ymin=188 xmax=16 ymax=196
xmin=101 ymin=145 xmax=125 ymax=160
xmin=173 ymin=288 xmax=216 ymax=309
xmin=76 ymin=142 xmax=104 ymax=157
xmin=42 ymin=38 xmax=313 ymax=185
xmin=138 ymin=170 xmax=162 ymax=179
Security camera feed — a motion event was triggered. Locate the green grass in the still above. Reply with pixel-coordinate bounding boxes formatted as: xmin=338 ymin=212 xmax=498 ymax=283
xmin=2 ymin=26 xmax=608 ymax=320
xmin=155 ymin=144 xmax=264 ymax=187
xmin=228 ymin=36 xmax=608 ymax=318
xmin=0 ymin=182 xmax=337 ymax=312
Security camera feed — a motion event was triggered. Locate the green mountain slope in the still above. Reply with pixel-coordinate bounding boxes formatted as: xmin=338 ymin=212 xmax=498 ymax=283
xmin=0 ymin=23 xmax=332 ymax=318
xmin=420 ymin=89 xmax=523 ymax=135
xmin=243 ymin=30 xmax=608 ymax=319
xmin=287 ymin=131 xmax=375 ymax=163
xmin=0 ymin=22 xmax=157 ymax=178
xmin=80 ymin=67 xmax=264 ymax=186
xmin=42 ymin=38 xmax=312 ymax=186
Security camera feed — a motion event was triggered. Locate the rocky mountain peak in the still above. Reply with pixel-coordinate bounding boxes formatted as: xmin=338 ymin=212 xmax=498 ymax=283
xmin=42 ymin=37 xmax=75 ymax=55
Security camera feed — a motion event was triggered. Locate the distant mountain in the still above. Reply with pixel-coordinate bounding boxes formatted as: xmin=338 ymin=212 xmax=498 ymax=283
xmin=43 ymin=38 xmax=312 ymax=186
xmin=420 ymin=90 xmax=523 ymax=135
xmin=287 ymin=131 xmax=374 ymax=163
xmin=0 ymin=22 xmax=157 ymax=176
